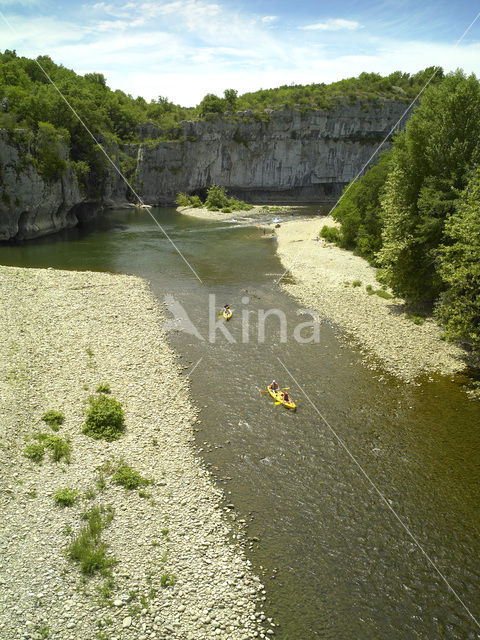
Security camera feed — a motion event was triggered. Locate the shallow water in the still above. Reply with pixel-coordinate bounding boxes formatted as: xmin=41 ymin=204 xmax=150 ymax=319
xmin=1 ymin=207 xmax=480 ymax=639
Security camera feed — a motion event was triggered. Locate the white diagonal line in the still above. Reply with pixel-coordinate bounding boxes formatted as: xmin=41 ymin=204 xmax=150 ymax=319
xmin=276 ymin=11 xmax=480 ymax=285
xmin=276 ymin=355 xmax=480 ymax=631
xmin=0 ymin=11 xmax=203 ymax=285
xmin=168 ymin=357 xmax=203 ymax=403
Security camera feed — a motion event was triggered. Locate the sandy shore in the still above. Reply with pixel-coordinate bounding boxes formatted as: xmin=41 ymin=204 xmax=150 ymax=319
xmin=0 ymin=266 xmax=270 ymax=639
xmin=177 ymin=205 xmax=294 ymax=223
xmin=275 ymin=217 xmax=469 ymax=382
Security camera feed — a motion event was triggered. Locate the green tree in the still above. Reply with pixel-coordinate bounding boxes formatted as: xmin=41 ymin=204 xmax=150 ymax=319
xmin=197 ymin=93 xmax=225 ymax=116
xmin=378 ymin=71 xmax=480 ymax=301
xmin=333 ymin=152 xmax=391 ymax=262
xmin=436 ymin=169 xmax=480 ymax=350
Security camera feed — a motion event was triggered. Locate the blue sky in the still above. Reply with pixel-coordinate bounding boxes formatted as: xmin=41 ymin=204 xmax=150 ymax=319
xmin=1 ymin=0 xmax=479 ymax=106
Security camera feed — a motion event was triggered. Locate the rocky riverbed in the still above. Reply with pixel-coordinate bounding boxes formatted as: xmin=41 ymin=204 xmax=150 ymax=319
xmin=0 ymin=266 xmax=271 ymax=640
xmin=275 ymin=218 xmax=470 ymax=382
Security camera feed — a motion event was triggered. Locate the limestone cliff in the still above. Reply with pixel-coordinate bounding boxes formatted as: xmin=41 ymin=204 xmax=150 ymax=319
xmin=0 ymin=130 xmax=126 ymax=242
xmin=136 ymin=99 xmax=410 ymax=204
xmin=1 ymin=99 xmax=410 ymax=240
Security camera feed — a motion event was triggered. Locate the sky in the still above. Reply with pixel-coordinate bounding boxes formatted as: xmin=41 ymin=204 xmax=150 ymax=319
xmin=0 ymin=0 xmax=480 ymax=106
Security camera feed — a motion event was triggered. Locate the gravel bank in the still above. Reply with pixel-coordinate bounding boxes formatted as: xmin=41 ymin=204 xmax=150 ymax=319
xmin=177 ymin=205 xmax=293 ymax=223
xmin=0 ymin=266 xmax=271 ymax=640
xmin=275 ymin=218 xmax=469 ymax=382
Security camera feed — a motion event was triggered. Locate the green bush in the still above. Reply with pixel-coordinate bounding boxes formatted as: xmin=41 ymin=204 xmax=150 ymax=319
xmin=374 ymin=289 xmax=393 ymax=300
xmin=35 ymin=433 xmax=71 ymax=463
xmin=205 ymin=184 xmax=229 ymax=209
xmin=24 ymin=443 xmax=45 ymax=463
xmin=53 ymin=487 xmax=78 ymax=507
xmin=68 ymin=506 xmax=115 ymax=575
xmin=190 ymin=195 xmax=203 ymax=208
xmin=366 ymin=284 xmax=374 ymax=294
xmin=112 ymin=462 xmax=150 ymax=490
xmin=175 ymin=192 xmax=191 ymax=207
xmin=352 ymin=280 xmax=362 ymax=287
xmin=221 ymin=207 xmax=232 ymax=213
xmin=320 ymin=225 xmax=342 ymax=244
xmin=83 ymin=395 xmax=125 ymax=441
xmin=41 ymin=409 xmax=64 ymax=431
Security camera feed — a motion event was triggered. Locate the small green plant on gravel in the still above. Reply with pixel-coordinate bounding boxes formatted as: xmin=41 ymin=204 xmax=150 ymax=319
xmin=161 ymin=528 xmax=169 ymax=537
xmin=84 ymin=488 xmax=96 ymax=500
xmin=53 ymin=487 xmax=78 ymax=507
xmin=95 ymin=383 xmax=111 ymax=394
xmin=35 ymin=623 xmax=50 ymax=638
xmin=374 ymin=289 xmax=393 ymax=300
xmin=138 ymin=488 xmax=152 ymax=499
xmin=41 ymin=409 xmax=64 ymax=431
xmin=160 ymin=571 xmax=176 ymax=588
xmin=63 ymin=524 xmax=73 ymax=536
xmin=24 ymin=442 xmax=45 ymax=463
xmin=406 ymin=312 xmax=426 ymax=325
xmin=352 ymin=280 xmax=362 ymax=287
xmin=366 ymin=284 xmax=374 ymax=294
xmin=112 ymin=461 xmax=151 ymax=490
xmin=36 ymin=433 xmax=71 ymax=463
xmin=83 ymin=395 xmax=125 ymax=441
xmin=68 ymin=505 xmax=116 ymax=575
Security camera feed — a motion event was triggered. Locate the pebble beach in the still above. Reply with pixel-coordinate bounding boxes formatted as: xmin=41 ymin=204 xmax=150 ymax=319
xmin=275 ymin=217 xmax=469 ymax=382
xmin=0 ymin=266 xmax=270 ymax=640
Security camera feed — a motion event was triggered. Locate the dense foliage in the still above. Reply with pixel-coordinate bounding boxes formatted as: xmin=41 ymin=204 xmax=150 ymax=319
xmin=176 ymin=185 xmax=254 ymax=212
xmin=331 ymin=152 xmax=391 ymax=262
xmin=329 ymin=70 xmax=480 ymax=352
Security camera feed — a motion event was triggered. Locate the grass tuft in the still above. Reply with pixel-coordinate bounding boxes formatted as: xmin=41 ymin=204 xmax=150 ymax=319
xmin=41 ymin=409 xmax=64 ymax=431
xmin=68 ymin=506 xmax=115 ymax=575
xmin=53 ymin=487 xmax=78 ymax=507
xmin=112 ymin=461 xmax=151 ymax=490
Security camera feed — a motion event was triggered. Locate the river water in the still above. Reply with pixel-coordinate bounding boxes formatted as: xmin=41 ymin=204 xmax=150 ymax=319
xmin=1 ymin=207 xmax=480 ymax=639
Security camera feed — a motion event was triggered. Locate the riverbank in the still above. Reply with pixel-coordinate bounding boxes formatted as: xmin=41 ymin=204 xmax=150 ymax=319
xmin=0 ymin=266 xmax=269 ymax=639
xmin=275 ymin=218 xmax=469 ymax=382
xmin=177 ymin=204 xmax=294 ymax=223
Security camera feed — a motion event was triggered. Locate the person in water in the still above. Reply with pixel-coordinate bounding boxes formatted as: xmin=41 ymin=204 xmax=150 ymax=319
xmin=270 ymin=380 xmax=279 ymax=391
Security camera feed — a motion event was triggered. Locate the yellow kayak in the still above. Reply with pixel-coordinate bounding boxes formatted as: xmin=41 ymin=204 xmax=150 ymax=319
xmin=223 ymin=308 xmax=232 ymax=320
xmin=267 ymin=385 xmax=296 ymax=411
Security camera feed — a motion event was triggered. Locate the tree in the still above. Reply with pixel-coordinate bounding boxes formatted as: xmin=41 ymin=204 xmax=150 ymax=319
xmin=377 ymin=71 xmax=480 ymax=301
xmin=435 ymin=169 xmax=480 ymax=350
xmin=197 ymin=93 xmax=225 ymax=116
xmin=332 ymin=152 xmax=391 ymax=262
xmin=224 ymin=88 xmax=238 ymax=111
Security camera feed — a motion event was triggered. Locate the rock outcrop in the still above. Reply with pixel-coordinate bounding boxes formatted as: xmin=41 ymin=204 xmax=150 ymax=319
xmin=136 ymin=99 xmax=410 ymax=204
xmin=1 ymin=99 xmax=411 ymax=240
xmin=0 ymin=130 xmax=127 ymax=242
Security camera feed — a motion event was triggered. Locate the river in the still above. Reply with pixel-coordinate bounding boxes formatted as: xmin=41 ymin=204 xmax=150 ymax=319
xmin=1 ymin=207 xmax=479 ymax=639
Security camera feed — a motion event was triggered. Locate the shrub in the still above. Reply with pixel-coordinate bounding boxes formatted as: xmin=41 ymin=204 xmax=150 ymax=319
xmin=352 ymin=280 xmax=362 ymax=287
xmin=54 ymin=487 xmax=78 ymax=507
xmin=41 ymin=409 xmax=64 ymax=431
xmin=205 ymin=184 xmax=229 ymax=209
xmin=320 ymin=225 xmax=342 ymax=244
xmin=112 ymin=462 xmax=150 ymax=490
xmin=95 ymin=383 xmax=111 ymax=394
xmin=68 ymin=506 xmax=115 ymax=575
xmin=83 ymin=395 xmax=125 ymax=441
xmin=35 ymin=433 xmax=71 ymax=463
xmin=24 ymin=443 xmax=45 ymax=463
xmin=190 ymin=195 xmax=203 ymax=208
xmin=221 ymin=207 xmax=232 ymax=213
xmin=175 ymin=192 xmax=190 ymax=207
xmin=366 ymin=284 xmax=374 ymax=294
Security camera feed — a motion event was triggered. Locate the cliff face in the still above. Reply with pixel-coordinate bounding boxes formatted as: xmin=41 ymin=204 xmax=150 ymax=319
xmin=1 ymin=99 xmax=410 ymax=241
xmin=136 ymin=99 xmax=410 ymax=204
xmin=0 ymin=130 xmax=82 ymax=241
xmin=0 ymin=130 xmax=126 ymax=242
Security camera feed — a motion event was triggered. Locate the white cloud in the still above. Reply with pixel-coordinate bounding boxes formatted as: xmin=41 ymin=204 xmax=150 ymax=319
xmin=301 ymin=18 xmax=361 ymax=31
xmin=261 ymin=15 xmax=277 ymax=23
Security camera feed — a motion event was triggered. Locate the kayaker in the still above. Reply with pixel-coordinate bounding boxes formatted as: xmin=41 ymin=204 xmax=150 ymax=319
xmin=224 ymin=304 xmax=230 ymax=310
xmin=283 ymin=391 xmax=290 ymax=402
xmin=270 ymin=380 xmax=279 ymax=391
